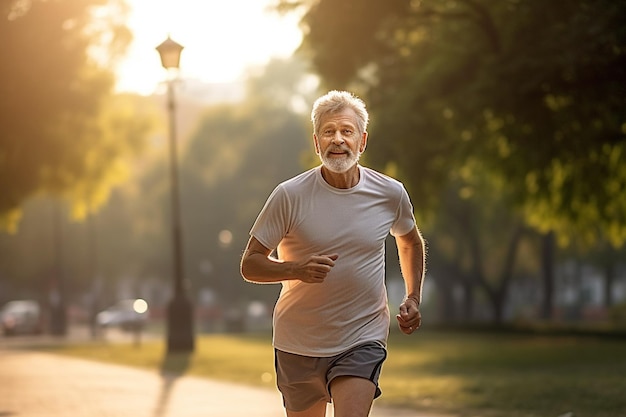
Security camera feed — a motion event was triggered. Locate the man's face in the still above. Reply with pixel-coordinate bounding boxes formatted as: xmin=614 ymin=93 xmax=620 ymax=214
xmin=314 ymin=108 xmax=367 ymax=173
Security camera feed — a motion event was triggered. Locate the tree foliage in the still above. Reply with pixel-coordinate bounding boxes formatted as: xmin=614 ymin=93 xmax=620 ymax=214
xmin=279 ymin=0 xmax=626 ymax=247
xmin=0 ymin=0 xmax=148 ymax=230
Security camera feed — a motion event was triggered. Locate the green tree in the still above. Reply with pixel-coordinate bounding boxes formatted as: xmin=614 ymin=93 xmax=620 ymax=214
xmin=0 ymin=93 xmax=160 ymax=307
xmin=0 ymin=0 xmax=144 ymax=230
xmin=427 ymin=166 xmax=538 ymax=324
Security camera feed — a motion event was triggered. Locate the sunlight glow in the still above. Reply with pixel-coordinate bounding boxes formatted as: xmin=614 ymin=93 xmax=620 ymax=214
xmin=115 ymin=0 xmax=302 ymax=95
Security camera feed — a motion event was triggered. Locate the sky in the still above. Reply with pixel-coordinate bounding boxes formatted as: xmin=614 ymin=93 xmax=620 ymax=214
xmin=114 ymin=0 xmax=303 ymax=95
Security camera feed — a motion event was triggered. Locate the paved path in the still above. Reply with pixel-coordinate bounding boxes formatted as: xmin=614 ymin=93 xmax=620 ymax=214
xmin=0 ymin=345 xmax=448 ymax=417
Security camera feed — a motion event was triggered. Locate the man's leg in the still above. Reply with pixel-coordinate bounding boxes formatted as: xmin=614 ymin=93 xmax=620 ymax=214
xmin=286 ymin=400 xmax=327 ymax=417
xmin=330 ymin=376 xmax=376 ymax=417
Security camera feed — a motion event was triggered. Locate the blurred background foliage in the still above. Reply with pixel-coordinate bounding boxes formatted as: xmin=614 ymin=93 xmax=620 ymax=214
xmin=0 ymin=0 xmax=625 ymax=329
xmin=0 ymin=0 xmax=149 ymax=229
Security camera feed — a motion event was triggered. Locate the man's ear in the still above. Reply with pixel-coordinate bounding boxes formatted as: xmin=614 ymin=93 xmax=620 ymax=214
xmin=359 ymin=132 xmax=368 ymax=153
xmin=313 ymin=134 xmax=321 ymax=154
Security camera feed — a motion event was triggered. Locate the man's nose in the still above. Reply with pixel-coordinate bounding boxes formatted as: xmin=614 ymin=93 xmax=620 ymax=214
xmin=332 ymin=131 xmax=345 ymax=144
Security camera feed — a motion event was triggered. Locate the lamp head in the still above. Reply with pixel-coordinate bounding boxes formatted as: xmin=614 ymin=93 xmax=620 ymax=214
xmin=156 ymin=36 xmax=184 ymax=69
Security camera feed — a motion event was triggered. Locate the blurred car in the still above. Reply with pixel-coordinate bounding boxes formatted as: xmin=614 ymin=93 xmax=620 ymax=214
xmin=96 ymin=299 xmax=149 ymax=331
xmin=1 ymin=300 xmax=43 ymax=336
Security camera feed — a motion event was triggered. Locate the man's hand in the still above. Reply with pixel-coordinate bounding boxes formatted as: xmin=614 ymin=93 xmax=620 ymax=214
xmin=295 ymin=254 xmax=339 ymax=283
xmin=396 ymin=297 xmax=421 ymax=335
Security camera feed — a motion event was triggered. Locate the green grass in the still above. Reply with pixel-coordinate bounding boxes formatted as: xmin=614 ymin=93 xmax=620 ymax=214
xmin=37 ymin=329 xmax=626 ymax=417
xmin=381 ymin=331 xmax=626 ymax=416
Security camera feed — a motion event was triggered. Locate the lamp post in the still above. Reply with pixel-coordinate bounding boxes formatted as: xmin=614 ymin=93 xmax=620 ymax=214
xmin=156 ymin=36 xmax=195 ymax=353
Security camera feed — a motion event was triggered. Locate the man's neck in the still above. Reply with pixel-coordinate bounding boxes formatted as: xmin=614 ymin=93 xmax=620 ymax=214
xmin=320 ymin=165 xmax=360 ymax=189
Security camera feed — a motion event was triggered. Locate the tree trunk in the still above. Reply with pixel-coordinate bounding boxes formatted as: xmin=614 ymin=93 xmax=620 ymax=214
xmin=604 ymin=261 xmax=615 ymax=309
xmin=435 ymin=276 xmax=456 ymax=323
xmin=492 ymin=224 xmax=524 ymax=324
xmin=540 ymin=232 xmax=555 ymax=320
xmin=462 ymin=279 xmax=475 ymax=322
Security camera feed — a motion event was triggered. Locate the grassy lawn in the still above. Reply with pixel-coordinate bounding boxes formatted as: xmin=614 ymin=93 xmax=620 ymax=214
xmin=37 ymin=329 xmax=626 ymax=417
xmin=381 ymin=330 xmax=626 ymax=417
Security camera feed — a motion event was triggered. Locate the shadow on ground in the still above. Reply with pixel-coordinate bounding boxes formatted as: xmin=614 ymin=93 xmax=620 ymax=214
xmin=153 ymin=352 xmax=193 ymax=417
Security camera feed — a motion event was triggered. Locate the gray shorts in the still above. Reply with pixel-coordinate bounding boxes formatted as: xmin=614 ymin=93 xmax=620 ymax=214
xmin=274 ymin=342 xmax=387 ymax=412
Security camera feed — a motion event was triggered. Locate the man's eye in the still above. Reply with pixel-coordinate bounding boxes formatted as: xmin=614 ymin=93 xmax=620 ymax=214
xmin=323 ymin=130 xmax=334 ymax=136
xmin=342 ymin=129 xmax=354 ymax=136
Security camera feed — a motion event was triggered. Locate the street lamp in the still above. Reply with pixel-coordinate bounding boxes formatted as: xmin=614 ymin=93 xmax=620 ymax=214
xmin=156 ymin=36 xmax=195 ymax=353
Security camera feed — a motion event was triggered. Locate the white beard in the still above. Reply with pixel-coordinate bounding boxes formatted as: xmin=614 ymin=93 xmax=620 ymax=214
xmin=319 ymin=148 xmax=361 ymax=173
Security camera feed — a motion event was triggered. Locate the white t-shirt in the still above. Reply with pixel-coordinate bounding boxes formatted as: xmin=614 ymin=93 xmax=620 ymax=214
xmin=250 ymin=165 xmax=416 ymax=356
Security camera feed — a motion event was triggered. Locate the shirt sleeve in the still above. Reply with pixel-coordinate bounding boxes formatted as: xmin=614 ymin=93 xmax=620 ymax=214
xmin=249 ymin=184 xmax=292 ymax=250
xmin=390 ymin=184 xmax=416 ymax=237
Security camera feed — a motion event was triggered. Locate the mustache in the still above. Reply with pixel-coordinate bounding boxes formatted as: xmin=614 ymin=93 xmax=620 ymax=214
xmin=325 ymin=146 xmax=353 ymax=155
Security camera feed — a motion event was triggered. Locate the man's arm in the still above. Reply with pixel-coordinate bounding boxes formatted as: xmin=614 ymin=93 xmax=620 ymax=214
xmin=394 ymin=226 xmax=426 ymax=334
xmin=240 ymin=236 xmax=338 ymax=284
